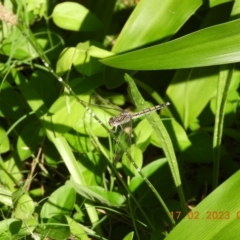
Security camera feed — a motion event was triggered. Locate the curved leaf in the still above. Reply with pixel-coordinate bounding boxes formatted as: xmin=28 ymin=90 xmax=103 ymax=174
xmin=52 ymin=2 xmax=103 ymax=31
xmin=166 ymin=170 xmax=240 ymax=239
xmin=102 ymin=19 xmax=240 ymax=70
xmin=113 ymin=0 xmax=202 ymax=53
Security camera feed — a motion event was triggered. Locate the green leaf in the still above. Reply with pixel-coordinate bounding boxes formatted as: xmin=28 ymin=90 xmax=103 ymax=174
xmin=180 ymin=131 xmax=220 ymax=163
xmin=17 ymin=122 xmax=42 ymax=161
xmin=102 ymin=19 xmax=240 ymax=70
xmin=129 ymin=159 xmax=174 ymax=205
xmin=166 ymin=67 xmax=218 ymax=128
xmin=52 ymin=2 xmax=103 ymax=31
xmin=151 ymin=118 xmax=191 ymax=152
xmin=112 ymin=0 xmax=202 ymax=53
xmin=74 ymin=152 xmax=107 ymax=186
xmin=125 ymin=73 xmax=187 ymax=214
xmin=68 ymin=181 xmax=125 ymax=207
xmin=74 ymin=41 xmax=104 ymax=76
xmin=48 ymin=93 xmax=114 ymax=137
xmin=13 ymin=194 xmax=35 ymax=220
xmin=0 ymin=219 xmax=22 ymax=239
xmin=13 ymin=69 xmax=48 ymax=116
xmin=56 ymin=47 xmax=79 ymax=75
xmin=88 ymin=45 xmax=114 ymax=58
xmin=165 ymin=170 xmax=240 ymax=239
xmin=40 ymin=185 xmax=76 ymax=220
xmin=134 ymin=119 xmax=152 ymax=149
xmin=0 ymin=188 xmax=12 ymax=206
xmin=37 ymin=215 xmax=70 ymax=240
xmin=0 ymin=126 xmax=10 ymax=153
xmin=65 ymin=216 xmax=88 ymax=240
xmin=2 ymin=27 xmax=38 ymax=59
xmin=123 ymin=231 xmax=134 ymax=240
xmin=0 ymin=80 xmax=25 ymax=119
xmin=122 ymin=145 xmax=143 ymax=176
xmin=51 ymin=137 xmax=101 ymax=232
xmin=0 ymin=156 xmax=23 ymax=192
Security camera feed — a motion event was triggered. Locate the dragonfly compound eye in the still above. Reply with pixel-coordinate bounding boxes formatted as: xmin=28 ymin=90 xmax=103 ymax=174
xmin=109 ymin=117 xmax=114 ymax=127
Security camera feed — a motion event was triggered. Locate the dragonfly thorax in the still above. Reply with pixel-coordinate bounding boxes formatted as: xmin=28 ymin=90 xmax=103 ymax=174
xmin=108 ymin=113 xmax=132 ymax=127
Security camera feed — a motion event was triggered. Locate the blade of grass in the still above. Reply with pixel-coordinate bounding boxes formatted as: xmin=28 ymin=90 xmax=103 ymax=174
xmin=125 ymin=74 xmax=187 ymax=215
xmin=52 ymin=136 xmax=103 ymax=235
xmin=213 ymin=64 xmax=234 ymax=189
xmin=102 ymin=19 xmax=240 ymax=70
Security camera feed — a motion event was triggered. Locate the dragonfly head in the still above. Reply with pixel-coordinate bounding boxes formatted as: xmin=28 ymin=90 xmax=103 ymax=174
xmin=108 ymin=117 xmax=115 ymax=127
xmin=109 ymin=117 xmax=119 ymax=133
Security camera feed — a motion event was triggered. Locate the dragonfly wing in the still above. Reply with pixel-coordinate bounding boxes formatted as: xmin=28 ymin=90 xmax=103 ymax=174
xmin=90 ymin=94 xmax=123 ymax=112
xmin=79 ymin=94 xmax=122 ymax=136
xmin=119 ymin=115 xmax=144 ymax=176
xmin=113 ymin=123 xmax=131 ymax=165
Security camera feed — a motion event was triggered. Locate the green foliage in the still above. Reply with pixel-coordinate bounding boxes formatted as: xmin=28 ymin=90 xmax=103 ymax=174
xmin=0 ymin=0 xmax=240 ymax=239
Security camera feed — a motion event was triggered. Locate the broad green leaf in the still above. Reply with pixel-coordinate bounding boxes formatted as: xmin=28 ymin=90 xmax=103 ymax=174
xmin=75 ymin=152 xmax=107 ymax=186
xmin=52 ymin=2 xmax=103 ymax=31
xmin=13 ymin=69 xmax=48 ymax=116
xmin=2 ymin=27 xmax=37 ymax=59
xmin=166 ymin=67 xmax=218 ymax=128
xmin=25 ymin=0 xmax=46 ymax=16
xmin=0 ymin=219 xmax=22 ymax=238
xmin=102 ymin=19 xmax=240 ymax=70
xmin=88 ymin=45 xmax=114 ymax=58
xmin=56 ymin=47 xmax=79 ymax=75
xmin=17 ymin=122 xmax=42 ymax=161
xmin=151 ymin=118 xmax=191 ymax=152
xmin=113 ymin=0 xmax=202 ymax=53
xmin=37 ymin=215 xmax=70 ymax=240
xmin=30 ymin=70 xmax=59 ymax=108
xmin=0 ymin=188 xmax=12 ymax=206
xmin=47 ymin=93 xmax=115 ymax=137
xmin=134 ymin=118 xmax=153 ymax=149
xmin=212 ymin=98 xmax=235 ymax=127
xmin=65 ymin=216 xmax=88 ymax=240
xmin=0 ymin=156 xmax=23 ymax=192
xmin=122 ymin=145 xmax=143 ymax=176
xmin=64 ymin=132 xmax=94 ymax=153
xmin=41 ymin=185 xmax=75 ymax=220
xmin=0 ymin=80 xmax=25 ymax=119
xmin=130 ymin=159 xmax=174 ymax=206
xmin=74 ymin=41 xmax=104 ymax=76
xmin=105 ymin=0 xmax=202 ymax=88
xmin=209 ymin=0 xmax=234 ymax=7
xmin=13 ymin=194 xmax=35 ymax=219
xmin=56 ymin=44 xmax=107 ymax=76
xmin=180 ymin=131 xmax=224 ymax=163
xmin=51 ymin=137 xmax=86 ymax=185
xmin=123 ymin=231 xmax=134 ymax=240
xmin=165 ymin=170 xmax=240 ymax=240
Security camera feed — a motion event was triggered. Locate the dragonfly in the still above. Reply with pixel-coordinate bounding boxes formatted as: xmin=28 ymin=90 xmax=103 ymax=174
xmin=106 ymin=102 xmax=170 ymax=169
xmin=14 ymin=19 xmax=172 ymax=218
xmin=109 ymin=102 xmax=170 ymax=132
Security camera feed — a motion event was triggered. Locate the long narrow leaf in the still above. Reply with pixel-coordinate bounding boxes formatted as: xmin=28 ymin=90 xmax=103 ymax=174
xmin=213 ymin=65 xmax=234 ymax=188
xmin=102 ymin=19 xmax=240 ymax=70
xmin=125 ymin=74 xmax=187 ymax=215
xmin=113 ymin=0 xmax=202 ymax=53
